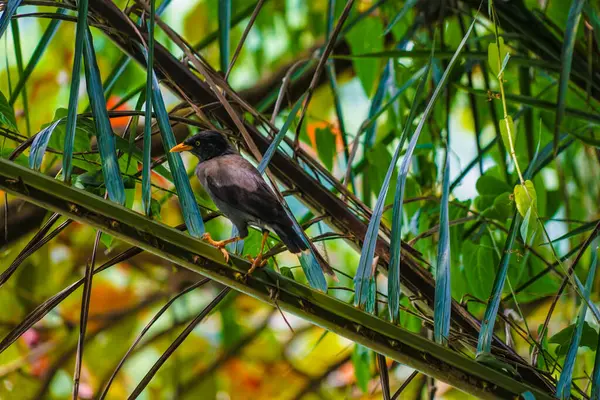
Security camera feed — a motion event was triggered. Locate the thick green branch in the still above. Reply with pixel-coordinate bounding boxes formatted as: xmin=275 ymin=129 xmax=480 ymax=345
xmin=85 ymin=2 xmax=540 ymax=382
xmin=0 ymin=158 xmax=553 ymax=399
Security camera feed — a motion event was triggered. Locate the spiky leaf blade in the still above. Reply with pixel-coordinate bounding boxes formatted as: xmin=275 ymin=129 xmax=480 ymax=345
xmin=82 ymin=28 xmax=125 ymax=204
xmin=63 ymin=0 xmax=89 ymax=183
xmin=434 ymin=149 xmax=451 ymax=344
xmin=557 ymin=247 xmax=598 ymax=399
xmin=29 ymin=120 xmax=62 ymax=171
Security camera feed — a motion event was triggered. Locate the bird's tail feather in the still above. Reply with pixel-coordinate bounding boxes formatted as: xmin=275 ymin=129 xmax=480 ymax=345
xmin=273 ymin=222 xmax=308 ymax=254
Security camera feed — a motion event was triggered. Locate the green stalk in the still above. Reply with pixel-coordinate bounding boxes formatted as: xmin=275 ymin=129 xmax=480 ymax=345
xmin=10 ymin=20 xmax=31 ymax=136
xmin=0 ymin=157 xmax=554 ymax=400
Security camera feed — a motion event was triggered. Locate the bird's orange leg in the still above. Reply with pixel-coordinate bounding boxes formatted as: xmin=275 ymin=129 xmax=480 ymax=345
xmin=246 ymin=231 xmax=269 ymax=275
xmin=201 ymin=233 xmax=242 ymax=263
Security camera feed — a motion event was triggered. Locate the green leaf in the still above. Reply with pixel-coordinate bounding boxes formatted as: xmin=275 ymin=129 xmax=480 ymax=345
xmin=49 ymin=109 xmax=95 ymax=152
xmin=218 ymin=0 xmax=231 ymax=73
xmin=499 ymin=115 xmax=516 ymax=152
xmin=483 ymin=192 xmax=513 ymax=220
xmin=280 ymin=267 xmax=295 ymax=280
xmin=239 ymin=229 xmax=268 ymax=259
xmin=100 ymin=232 xmax=114 ymax=249
xmin=463 ymin=238 xmax=496 ymax=301
xmin=554 ymin=0 xmax=586 ymax=155
xmin=475 ymin=194 xmax=496 ymax=212
xmin=399 ymin=296 xmax=422 ymax=333
xmin=125 ymin=187 xmax=135 ymax=209
xmin=520 ymin=204 xmax=536 ymax=244
xmin=365 ymin=143 xmax=392 ymax=194
xmin=550 ymin=321 xmax=599 ymax=357
xmin=73 ymin=170 xmax=102 ymax=189
xmin=150 ymin=198 xmax=162 ymax=220
xmin=315 ymin=126 xmax=336 ymax=170
xmin=63 ymin=0 xmax=89 ymax=182
xmin=514 ymin=180 xmax=537 ymax=217
xmin=0 ymin=90 xmax=17 ymax=131
xmin=82 ymin=28 xmax=126 ymax=205
xmin=29 ymin=120 xmax=62 ymax=170
xmin=352 ymin=344 xmax=371 ymax=393
xmin=346 ymin=17 xmax=384 ymax=95
xmin=383 ymin=0 xmax=418 ymax=35
xmin=487 ymin=37 xmax=509 ymax=77
xmin=476 ymin=174 xmax=511 ymax=197
xmin=44 ymin=110 xmax=102 ymax=173
xmin=142 ymin=0 xmax=156 ymax=216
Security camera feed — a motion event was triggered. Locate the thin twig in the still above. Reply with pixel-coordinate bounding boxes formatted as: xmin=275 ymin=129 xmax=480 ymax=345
xmin=0 ymin=216 xmax=71 ymax=286
xmin=532 ymin=221 xmax=600 ymax=365
xmin=0 ymin=224 xmax=179 ymax=353
xmin=377 ymin=354 xmax=391 ymax=400
xmin=391 ymin=370 xmax=420 ymax=400
xmin=293 ymin=0 xmax=356 ymax=151
xmin=408 ymin=216 xmax=477 ymax=245
xmin=98 ymin=277 xmax=211 ymax=399
xmin=34 ymin=293 xmax=165 ymax=398
xmin=271 ymin=58 xmax=311 ymax=126
xmin=72 ymin=230 xmax=101 ymax=399
xmin=127 ymin=287 xmax=231 ymax=399
xmin=343 ymin=129 xmax=362 ymax=188
xmin=225 ymin=0 xmax=266 ymax=80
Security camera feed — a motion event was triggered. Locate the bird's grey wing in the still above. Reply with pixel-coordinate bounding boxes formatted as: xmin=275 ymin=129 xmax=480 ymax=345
xmin=204 ymin=157 xmax=288 ymax=225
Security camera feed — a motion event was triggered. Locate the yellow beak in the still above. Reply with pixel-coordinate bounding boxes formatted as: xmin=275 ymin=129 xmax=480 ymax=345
xmin=170 ymin=143 xmax=193 ymax=153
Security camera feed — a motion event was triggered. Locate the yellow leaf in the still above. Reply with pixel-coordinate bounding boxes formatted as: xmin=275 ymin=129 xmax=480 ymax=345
xmin=514 ymin=180 xmax=537 ymax=217
xmin=499 ymin=116 xmax=516 ymax=152
xmin=487 ymin=37 xmax=509 ymax=77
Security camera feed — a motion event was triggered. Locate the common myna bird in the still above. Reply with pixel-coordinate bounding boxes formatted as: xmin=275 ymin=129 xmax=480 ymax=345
xmin=170 ymin=130 xmax=308 ymax=273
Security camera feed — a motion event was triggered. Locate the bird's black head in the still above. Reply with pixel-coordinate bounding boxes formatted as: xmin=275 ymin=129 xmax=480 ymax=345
xmin=170 ymin=130 xmax=235 ymax=162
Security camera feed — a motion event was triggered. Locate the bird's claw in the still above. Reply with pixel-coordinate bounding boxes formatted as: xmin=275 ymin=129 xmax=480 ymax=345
xmin=202 ymin=232 xmax=231 ymax=263
xmin=220 ymin=248 xmax=230 ymax=263
xmin=201 ymin=232 xmax=220 ymax=247
xmin=246 ymin=255 xmax=267 ymax=276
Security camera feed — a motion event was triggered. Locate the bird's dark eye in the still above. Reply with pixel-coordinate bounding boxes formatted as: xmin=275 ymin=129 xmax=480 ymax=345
xmin=195 ymin=141 xmax=201 ymax=147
